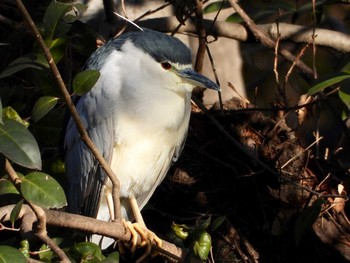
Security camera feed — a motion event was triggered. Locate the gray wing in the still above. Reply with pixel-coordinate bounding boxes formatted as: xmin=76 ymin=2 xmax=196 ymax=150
xmin=64 ymin=77 xmax=118 ymax=217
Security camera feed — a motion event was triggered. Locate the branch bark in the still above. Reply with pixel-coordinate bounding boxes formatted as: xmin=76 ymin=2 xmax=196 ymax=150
xmin=0 ymin=205 xmax=186 ymax=262
xmin=136 ymin=17 xmax=350 ymax=53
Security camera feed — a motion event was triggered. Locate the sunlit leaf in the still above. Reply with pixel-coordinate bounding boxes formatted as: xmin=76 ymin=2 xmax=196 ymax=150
xmin=308 ymin=74 xmax=350 ymax=95
xmin=73 ymin=70 xmax=100 ymax=96
xmin=0 ymin=54 xmax=49 ymax=79
xmin=19 ymin=240 xmax=30 ymax=258
xmin=172 ymin=223 xmax=190 ymax=240
xmin=31 ymin=96 xmax=59 ymax=123
xmin=3 ymin=107 xmax=29 ymax=127
xmin=21 ymin=172 xmax=67 ymax=209
xmin=193 ymin=230 xmax=211 ymax=260
xmin=0 ymin=120 xmax=41 ymax=170
xmin=0 ymin=246 xmax=27 ymax=263
xmin=10 ymin=199 xmax=24 ymax=228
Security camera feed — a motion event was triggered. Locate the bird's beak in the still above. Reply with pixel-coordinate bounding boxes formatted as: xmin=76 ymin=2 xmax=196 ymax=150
xmin=177 ymin=68 xmax=220 ymax=91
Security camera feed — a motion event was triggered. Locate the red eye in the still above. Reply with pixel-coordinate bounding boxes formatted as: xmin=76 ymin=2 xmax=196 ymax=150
xmin=161 ymin=62 xmax=172 ymax=70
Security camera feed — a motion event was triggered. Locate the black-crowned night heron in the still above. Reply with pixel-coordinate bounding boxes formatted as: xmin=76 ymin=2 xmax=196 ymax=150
xmin=64 ymin=29 xmax=220 ymax=250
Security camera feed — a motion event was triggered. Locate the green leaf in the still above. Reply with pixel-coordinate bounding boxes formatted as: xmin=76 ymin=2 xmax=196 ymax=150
xmin=308 ymin=74 xmax=350 ymax=95
xmin=49 ymin=38 xmax=67 ymax=64
xmin=0 ymin=99 xmax=3 ymax=125
xmin=339 ymin=86 xmax=350 ymax=109
xmin=0 ymin=245 xmax=27 ymax=263
xmin=31 ymin=96 xmax=59 ymax=123
xmin=211 ymin=215 xmax=226 ymax=232
xmin=203 ymin=1 xmax=231 ymax=14
xmin=21 ymin=172 xmax=67 ymax=209
xmin=294 ymin=199 xmax=324 ymax=246
xmin=39 ymin=238 xmax=63 ymax=261
xmin=10 ymin=199 xmax=24 ymax=228
xmin=225 ymin=13 xmax=243 ymax=23
xmin=0 ymin=120 xmax=42 ymax=170
xmin=43 ymin=0 xmax=73 ymax=42
xmin=0 ymin=178 xmax=19 ymax=195
xmin=0 ymin=54 xmax=49 ymax=79
xmin=69 ymin=242 xmax=105 ymax=262
xmin=19 ymin=240 xmax=30 ymax=258
xmin=172 ymin=223 xmax=190 ymax=240
xmin=341 ymin=61 xmax=350 ymax=74
xmin=3 ymin=107 xmax=29 ymax=127
xmin=73 ymin=70 xmax=100 ymax=96
xmin=193 ymin=230 xmax=211 ymax=260
xmin=101 ymin=252 xmax=120 ymax=263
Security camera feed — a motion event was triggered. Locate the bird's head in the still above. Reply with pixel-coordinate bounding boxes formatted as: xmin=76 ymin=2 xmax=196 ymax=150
xmin=93 ymin=29 xmax=220 ymax=95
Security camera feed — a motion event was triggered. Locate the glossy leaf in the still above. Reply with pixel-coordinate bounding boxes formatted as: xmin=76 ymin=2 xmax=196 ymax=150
xmin=0 ymin=54 xmax=49 ymax=79
xmin=73 ymin=70 xmax=100 ymax=96
xmin=21 ymin=172 xmax=67 ymax=209
xmin=172 ymin=223 xmax=190 ymax=240
xmin=43 ymin=1 xmax=73 ymax=42
xmin=2 ymin=107 xmax=29 ymax=127
xmin=69 ymin=242 xmax=105 ymax=262
xmin=31 ymin=96 xmax=59 ymax=123
xmin=0 ymin=178 xmax=19 ymax=195
xmin=49 ymin=38 xmax=67 ymax=64
xmin=10 ymin=199 xmax=24 ymax=228
xmin=0 ymin=246 xmax=27 ymax=263
xmin=0 ymin=120 xmax=41 ymax=170
xmin=308 ymin=74 xmax=350 ymax=95
xmin=193 ymin=230 xmax=212 ymax=260
xmin=39 ymin=238 xmax=63 ymax=261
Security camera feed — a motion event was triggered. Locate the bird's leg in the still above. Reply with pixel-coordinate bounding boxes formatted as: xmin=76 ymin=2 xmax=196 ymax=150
xmin=105 ymin=186 xmax=114 ymax=220
xmin=123 ymin=195 xmax=162 ymax=257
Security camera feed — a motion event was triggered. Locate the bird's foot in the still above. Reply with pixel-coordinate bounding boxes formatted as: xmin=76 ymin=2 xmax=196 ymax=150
xmin=122 ymin=219 xmax=162 ymax=262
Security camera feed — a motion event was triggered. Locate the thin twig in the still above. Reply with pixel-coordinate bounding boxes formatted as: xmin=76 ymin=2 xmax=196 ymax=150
xmin=5 ymin=160 xmax=70 ymax=263
xmin=15 ymin=0 xmax=121 ymax=222
xmin=227 ymin=1 xmax=315 ymax=80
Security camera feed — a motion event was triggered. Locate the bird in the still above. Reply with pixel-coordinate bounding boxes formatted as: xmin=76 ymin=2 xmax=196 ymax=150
xmin=64 ymin=28 xmax=220 ymax=250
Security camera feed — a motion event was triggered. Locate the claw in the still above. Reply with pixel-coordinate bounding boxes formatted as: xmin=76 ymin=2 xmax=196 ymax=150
xmin=122 ymin=219 xmax=163 ymax=262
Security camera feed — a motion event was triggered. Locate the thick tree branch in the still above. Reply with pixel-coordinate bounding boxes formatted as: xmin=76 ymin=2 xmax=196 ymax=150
xmin=136 ymin=17 xmax=350 ymax=53
xmin=0 ymin=205 xmax=186 ymax=262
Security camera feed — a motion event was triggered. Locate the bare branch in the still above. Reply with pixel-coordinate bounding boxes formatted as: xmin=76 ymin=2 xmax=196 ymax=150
xmin=0 ymin=205 xmax=186 ymax=262
xmin=137 ymin=17 xmax=350 ymax=53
